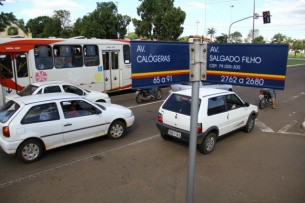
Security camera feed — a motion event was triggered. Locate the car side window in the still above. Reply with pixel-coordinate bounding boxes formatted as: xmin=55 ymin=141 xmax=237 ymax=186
xmin=208 ymin=96 xmax=226 ymax=116
xmin=225 ymin=94 xmax=243 ymax=110
xmin=63 ymin=85 xmax=83 ymax=96
xmin=21 ymin=103 xmax=60 ymax=124
xmin=44 ymin=86 xmax=61 ymax=93
xmin=61 ymin=100 xmax=99 ymax=119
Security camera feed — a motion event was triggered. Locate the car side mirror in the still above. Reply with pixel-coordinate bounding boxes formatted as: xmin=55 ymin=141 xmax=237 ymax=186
xmin=244 ymin=102 xmax=250 ymax=107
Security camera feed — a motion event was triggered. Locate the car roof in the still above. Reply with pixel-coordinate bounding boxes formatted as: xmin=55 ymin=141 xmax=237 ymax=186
xmin=13 ymin=93 xmax=82 ymax=105
xmin=30 ymin=81 xmax=71 ymax=87
xmin=174 ymin=88 xmax=231 ymax=98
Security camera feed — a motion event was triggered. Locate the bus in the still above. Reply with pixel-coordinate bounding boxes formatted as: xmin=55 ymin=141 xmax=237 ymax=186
xmin=0 ymin=37 xmax=132 ymax=106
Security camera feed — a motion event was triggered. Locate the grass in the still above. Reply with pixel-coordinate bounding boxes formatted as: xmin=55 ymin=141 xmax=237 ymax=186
xmin=287 ymin=60 xmax=305 ymax=66
xmin=288 ymin=52 xmax=305 ymax=59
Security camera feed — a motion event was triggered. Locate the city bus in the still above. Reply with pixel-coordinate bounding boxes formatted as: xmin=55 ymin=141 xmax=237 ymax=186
xmin=0 ymin=37 xmax=132 ymax=106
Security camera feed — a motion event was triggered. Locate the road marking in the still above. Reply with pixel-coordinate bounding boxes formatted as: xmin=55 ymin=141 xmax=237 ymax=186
xmin=0 ymin=134 xmax=160 ymax=189
xmin=128 ymin=100 xmax=164 ymax=109
xmin=255 ymin=119 xmax=274 ymax=132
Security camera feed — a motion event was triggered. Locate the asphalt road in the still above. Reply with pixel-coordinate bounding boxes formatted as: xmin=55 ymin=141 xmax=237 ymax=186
xmin=0 ymin=64 xmax=305 ymax=203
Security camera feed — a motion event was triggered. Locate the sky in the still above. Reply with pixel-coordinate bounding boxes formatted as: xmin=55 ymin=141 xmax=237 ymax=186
xmin=1 ymin=0 xmax=304 ymax=41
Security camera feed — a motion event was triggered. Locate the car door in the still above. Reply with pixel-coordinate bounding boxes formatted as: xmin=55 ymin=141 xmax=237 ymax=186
xmin=206 ymin=96 xmax=231 ymax=135
xmin=60 ymin=99 xmax=108 ymax=144
xmin=20 ymin=102 xmax=64 ymax=149
xmin=225 ymin=93 xmax=249 ymax=131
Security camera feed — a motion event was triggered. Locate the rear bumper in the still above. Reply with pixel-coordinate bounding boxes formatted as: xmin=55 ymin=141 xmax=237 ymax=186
xmin=156 ymin=121 xmax=205 ymax=144
xmin=0 ymin=137 xmax=19 ymax=155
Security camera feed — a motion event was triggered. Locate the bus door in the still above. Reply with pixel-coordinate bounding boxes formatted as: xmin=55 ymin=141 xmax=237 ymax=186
xmin=102 ymin=51 xmax=120 ymax=91
xmin=0 ymin=53 xmax=29 ymax=105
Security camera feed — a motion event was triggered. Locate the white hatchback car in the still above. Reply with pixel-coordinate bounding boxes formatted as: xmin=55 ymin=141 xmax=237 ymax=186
xmin=156 ymin=88 xmax=258 ymax=154
xmin=0 ymin=93 xmax=134 ymax=163
xmin=5 ymin=81 xmax=111 ymax=104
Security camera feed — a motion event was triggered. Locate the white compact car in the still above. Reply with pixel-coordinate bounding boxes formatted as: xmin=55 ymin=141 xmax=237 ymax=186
xmin=0 ymin=93 xmax=134 ymax=163
xmin=156 ymin=88 xmax=258 ymax=154
xmin=168 ymin=81 xmax=233 ymax=94
xmin=5 ymin=81 xmax=111 ymax=104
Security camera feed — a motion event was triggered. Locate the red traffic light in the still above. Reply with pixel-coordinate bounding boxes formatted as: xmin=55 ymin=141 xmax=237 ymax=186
xmin=262 ymin=11 xmax=270 ymax=24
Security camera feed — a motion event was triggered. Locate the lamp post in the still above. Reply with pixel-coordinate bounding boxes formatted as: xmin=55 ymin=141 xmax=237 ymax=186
xmin=252 ymin=0 xmax=255 ymax=43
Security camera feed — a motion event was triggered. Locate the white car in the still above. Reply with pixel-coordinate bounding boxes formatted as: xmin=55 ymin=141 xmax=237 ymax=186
xmin=168 ymin=81 xmax=233 ymax=94
xmin=157 ymin=88 xmax=258 ymax=154
xmin=5 ymin=81 xmax=111 ymax=104
xmin=0 ymin=93 xmax=134 ymax=163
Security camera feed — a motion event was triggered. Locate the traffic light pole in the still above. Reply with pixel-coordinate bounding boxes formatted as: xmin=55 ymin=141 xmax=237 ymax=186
xmin=227 ymin=16 xmax=253 ymax=43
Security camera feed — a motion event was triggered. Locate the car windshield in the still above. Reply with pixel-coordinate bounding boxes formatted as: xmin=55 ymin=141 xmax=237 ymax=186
xmin=0 ymin=100 xmax=20 ymax=123
xmin=18 ymin=85 xmax=38 ymax=96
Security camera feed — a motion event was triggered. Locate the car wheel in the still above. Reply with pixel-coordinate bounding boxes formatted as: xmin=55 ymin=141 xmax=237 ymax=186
xmin=198 ymin=132 xmax=216 ymax=154
xmin=136 ymin=94 xmax=143 ymax=103
xmin=108 ymin=120 xmax=126 ymax=139
xmin=244 ymin=115 xmax=255 ymax=133
xmin=17 ymin=139 xmax=43 ymax=163
xmin=160 ymin=132 xmax=172 ymax=140
xmin=155 ymin=90 xmax=163 ymax=100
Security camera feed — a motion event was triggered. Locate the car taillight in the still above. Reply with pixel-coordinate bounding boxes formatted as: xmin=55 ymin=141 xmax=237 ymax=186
xmin=169 ymin=85 xmax=172 ymax=90
xmin=158 ymin=113 xmax=163 ymax=123
xmin=2 ymin=126 xmax=10 ymax=138
xmin=197 ymin=123 xmax=202 ymax=133
xmin=260 ymin=91 xmax=264 ymax=95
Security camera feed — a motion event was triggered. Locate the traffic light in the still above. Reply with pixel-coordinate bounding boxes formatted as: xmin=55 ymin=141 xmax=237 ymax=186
xmin=263 ymin=11 xmax=271 ymax=24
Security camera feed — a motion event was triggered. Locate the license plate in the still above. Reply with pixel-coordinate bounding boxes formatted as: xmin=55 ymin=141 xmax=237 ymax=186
xmin=168 ymin=129 xmax=181 ymax=138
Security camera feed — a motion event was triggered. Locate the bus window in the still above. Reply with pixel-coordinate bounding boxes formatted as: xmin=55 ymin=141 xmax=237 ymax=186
xmin=16 ymin=54 xmax=28 ymax=77
xmin=102 ymin=52 xmax=110 ymax=70
xmin=84 ymin=45 xmax=99 ymax=66
xmin=0 ymin=55 xmax=13 ymax=79
xmin=123 ymin=45 xmax=131 ymax=64
xmin=34 ymin=45 xmax=53 ymax=70
xmin=54 ymin=45 xmax=83 ymax=68
xmin=111 ymin=52 xmax=118 ymax=70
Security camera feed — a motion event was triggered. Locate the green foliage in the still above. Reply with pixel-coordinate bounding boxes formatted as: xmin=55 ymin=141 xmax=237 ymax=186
xmin=229 ymin=31 xmax=242 ymax=43
xmin=272 ymin=33 xmax=287 ymax=43
xmin=7 ymin=27 xmax=18 ymax=35
xmin=74 ymin=2 xmax=130 ymax=39
xmin=125 ymin=32 xmax=138 ymax=40
xmin=25 ymin=16 xmax=61 ymax=38
xmin=253 ymin=36 xmax=265 ymax=44
xmin=207 ymin=27 xmax=216 ymax=41
xmin=0 ymin=12 xmax=17 ymax=32
xmin=133 ymin=0 xmax=185 ymax=41
xmin=53 ymin=10 xmax=71 ymax=28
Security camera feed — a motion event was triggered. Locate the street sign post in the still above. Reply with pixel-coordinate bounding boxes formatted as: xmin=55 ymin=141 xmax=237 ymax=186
xmin=207 ymin=43 xmax=288 ymax=90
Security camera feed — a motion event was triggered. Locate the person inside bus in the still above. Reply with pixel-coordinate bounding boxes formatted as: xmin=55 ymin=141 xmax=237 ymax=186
xmin=63 ymin=57 xmax=73 ymax=68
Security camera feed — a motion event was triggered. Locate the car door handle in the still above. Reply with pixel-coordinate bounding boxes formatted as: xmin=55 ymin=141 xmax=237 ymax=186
xmin=64 ymin=123 xmax=72 ymax=127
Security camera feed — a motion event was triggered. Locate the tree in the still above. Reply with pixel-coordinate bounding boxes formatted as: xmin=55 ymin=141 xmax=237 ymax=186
xmin=133 ymin=0 xmax=185 ymax=41
xmin=253 ymin=36 xmax=265 ymax=44
xmin=25 ymin=16 xmax=61 ymax=38
xmin=230 ymin=31 xmax=242 ymax=43
xmin=125 ymin=32 xmax=139 ymax=40
xmin=73 ymin=2 xmax=131 ymax=39
xmin=247 ymin=29 xmax=259 ymax=41
xmin=53 ymin=10 xmax=71 ymax=28
xmin=272 ymin=33 xmax=287 ymax=43
xmin=292 ymin=40 xmax=304 ymax=57
xmin=215 ymin=33 xmax=228 ymax=43
xmin=0 ymin=12 xmax=17 ymax=32
xmin=207 ymin=27 xmax=216 ymax=42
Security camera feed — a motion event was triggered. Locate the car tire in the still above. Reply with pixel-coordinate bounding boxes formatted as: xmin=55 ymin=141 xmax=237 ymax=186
xmin=244 ymin=115 xmax=255 ymax=133
xmin=198 ymin=132 xmax=216 ymax=154
xmin=108 ymin=120 xmax=126 ymax=139
xmin=160 ymin=132 xmax=172 ymax=140
xmin=17 ymin=139 xmax=43 ymax=163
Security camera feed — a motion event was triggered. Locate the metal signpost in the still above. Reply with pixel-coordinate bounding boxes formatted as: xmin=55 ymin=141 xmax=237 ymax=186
xmin=130 ymin=40 xmax=288 ymax=203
